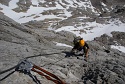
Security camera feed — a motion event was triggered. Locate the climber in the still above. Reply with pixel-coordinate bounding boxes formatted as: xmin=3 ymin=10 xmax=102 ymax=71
xmin=71 ymin=36 xmax=89 ymax=61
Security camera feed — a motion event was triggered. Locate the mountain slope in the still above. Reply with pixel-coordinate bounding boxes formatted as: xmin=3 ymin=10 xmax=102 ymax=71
xmin=0 ymin=0 xmax=125 ymax=84
xmin=0 ymin=12 xmax=74 ymax=84
xmin=0 ymin=0 xmax=125 ymax=23
xmin=0 ymin=0 xmax=125 ymax=41
xmin=0 ymin=12 xmax=125 ymax=84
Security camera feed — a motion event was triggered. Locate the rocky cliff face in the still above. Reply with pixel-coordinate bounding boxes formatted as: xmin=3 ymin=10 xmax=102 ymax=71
xmin=0 ymin=0 xmax=125 ymax=84
xmin=1 ymin=0 xmax=125 ymax=26
xmin=94 ymin=31 xmax=125 ymax=46
xmin=0 ymin=12 xmax=125 ymax=84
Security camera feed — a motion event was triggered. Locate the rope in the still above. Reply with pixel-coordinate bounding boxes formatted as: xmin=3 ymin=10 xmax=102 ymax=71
xmin=0 ymin=51 xmax=87 ymax=84
xmin=0 ymin=52 xmax=66 ymax=84
xmin=25 ymin=52 xmax=63 ymax=59
xmin=0 ymin=63 xmax=22 ymax=81
xmin=0 ymin=65 xmax=18 ymax=75
xmin=28 ymin=72 xmax=41 ymax=84
xmin=32 ymin=65 xmax=65 ymax=84
xmin=0 ymin=52 xmax=63 ymax=75
xmin=0 ymin=71 xmax=15 ymax=81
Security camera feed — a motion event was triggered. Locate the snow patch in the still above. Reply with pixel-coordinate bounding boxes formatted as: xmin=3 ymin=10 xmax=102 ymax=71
xmin=55 ymin=20 xmax=125 ymax=41
xmin=0 ymin=0 xmax=98 ymax=23
xmin=0 ymin=0 xmax=72 ymax=23
xmin=111 ymin=45 xmax=125 ymax=53
xmin=9 ymin=0 xmax=19 ymax=9
xmin=54 ymin=42 xmax=73 ymax=48
xmin=101 ymin=2 xmax=107 ymax=7
xmin=31 ymin=0 xmax=39 ymax=6
xmin=68 ymin=71 xmax=79 ymax=79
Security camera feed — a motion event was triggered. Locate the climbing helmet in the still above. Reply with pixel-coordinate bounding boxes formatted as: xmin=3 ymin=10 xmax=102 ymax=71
xmin=79 ymin=39 xmax=85 ymax=46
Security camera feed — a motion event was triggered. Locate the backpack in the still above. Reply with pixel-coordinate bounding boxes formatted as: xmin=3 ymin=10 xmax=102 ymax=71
xmin=73 ymin=36 xmax=81 ymax=45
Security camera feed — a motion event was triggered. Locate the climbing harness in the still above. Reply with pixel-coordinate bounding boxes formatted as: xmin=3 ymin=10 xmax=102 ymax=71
xmin=0 ymin=53 xmax=66 ymax=84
